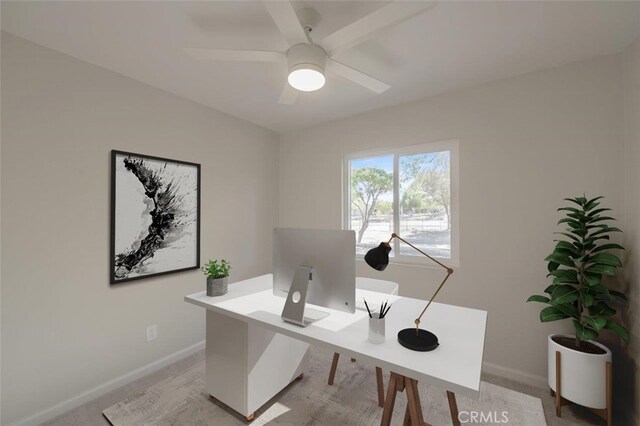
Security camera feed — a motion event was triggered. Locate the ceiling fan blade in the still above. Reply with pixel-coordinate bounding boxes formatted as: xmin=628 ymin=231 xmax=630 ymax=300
xmin=184 ymin=48 xmax=284 ymax=63
xmin=326 ymin=59 xmax=390 ymax=94
xmin=279 ymin=83 xmax=298 ymax=104
xmin=320 ymin=1 xmax=437 ymax=56
xmin=263 ymin=1 xmax=308 ymax=46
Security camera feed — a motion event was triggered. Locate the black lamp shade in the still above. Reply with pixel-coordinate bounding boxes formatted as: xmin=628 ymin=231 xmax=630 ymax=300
xmin=364 ymin=242 xmax=392 ymax=271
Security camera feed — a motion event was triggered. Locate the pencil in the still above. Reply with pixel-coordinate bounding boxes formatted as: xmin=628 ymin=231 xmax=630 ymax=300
xmin=382 ymin=303 xmax=392 ymax=318
xmin=364 ymin=298 xmax=372 ymax=318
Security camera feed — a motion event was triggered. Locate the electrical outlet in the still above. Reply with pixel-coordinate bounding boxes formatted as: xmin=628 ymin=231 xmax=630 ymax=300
xmin=146 ymin=324 xmax=157 ymax=342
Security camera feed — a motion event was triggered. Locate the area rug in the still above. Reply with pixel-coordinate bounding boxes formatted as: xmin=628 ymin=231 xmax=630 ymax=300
xmin=103 ymin=347 xmax=546 ymax=425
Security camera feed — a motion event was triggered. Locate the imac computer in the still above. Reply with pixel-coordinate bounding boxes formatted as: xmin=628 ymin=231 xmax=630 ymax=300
xmin=273 ymin=228 xmax=356 ymax=326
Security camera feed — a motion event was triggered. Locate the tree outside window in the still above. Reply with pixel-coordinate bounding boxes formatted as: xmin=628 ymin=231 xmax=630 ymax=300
xmin=347 ymin=146 xmax=454 ymax=260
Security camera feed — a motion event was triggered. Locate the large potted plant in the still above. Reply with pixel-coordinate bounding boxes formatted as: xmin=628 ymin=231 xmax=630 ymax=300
xmin=202 ymin=259 xmax=231 ymax=296
xmin=527 ymin=196 xmax=629 ymax=418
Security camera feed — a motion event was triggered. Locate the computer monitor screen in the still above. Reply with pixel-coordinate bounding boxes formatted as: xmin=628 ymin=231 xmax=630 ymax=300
xmin=273 ymin=228 xmax=356 ymax=314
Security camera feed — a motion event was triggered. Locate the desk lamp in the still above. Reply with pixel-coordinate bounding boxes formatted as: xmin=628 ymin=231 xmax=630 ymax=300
xmin=364 ymin=233 xmax=453 ymax=351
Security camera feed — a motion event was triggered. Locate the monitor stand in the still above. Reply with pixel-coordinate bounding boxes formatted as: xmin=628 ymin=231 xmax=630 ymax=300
xmin=281 ymin=265 xmax=330 ymax=327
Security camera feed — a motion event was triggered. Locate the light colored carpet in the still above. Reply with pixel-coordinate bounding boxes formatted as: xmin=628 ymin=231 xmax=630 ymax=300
xmin=103 ymin=347 xmax=546 ymax=426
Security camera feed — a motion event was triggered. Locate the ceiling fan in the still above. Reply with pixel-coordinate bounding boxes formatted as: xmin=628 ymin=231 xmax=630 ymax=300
xmin=185 ymin=1 xmax=436 ymax=104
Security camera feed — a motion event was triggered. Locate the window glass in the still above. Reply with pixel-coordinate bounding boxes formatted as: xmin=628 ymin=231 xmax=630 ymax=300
xmin=398 ymin=151 xmax=451 ymax=259
xmin=349 ymin=155 xmax=394 ymax=255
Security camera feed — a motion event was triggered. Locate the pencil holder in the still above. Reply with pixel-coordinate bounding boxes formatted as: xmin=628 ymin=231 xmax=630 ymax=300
xmin=368 ymin=313 xmax=386 ymax=344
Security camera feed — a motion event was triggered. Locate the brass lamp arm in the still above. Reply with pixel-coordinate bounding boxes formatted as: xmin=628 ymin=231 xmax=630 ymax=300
xmin=389 ymin=233 xmax=454 ymax=332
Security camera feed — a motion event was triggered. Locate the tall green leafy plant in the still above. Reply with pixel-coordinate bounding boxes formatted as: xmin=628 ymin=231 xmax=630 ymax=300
xmin=527 ymin=196 xmax=630 ymax=348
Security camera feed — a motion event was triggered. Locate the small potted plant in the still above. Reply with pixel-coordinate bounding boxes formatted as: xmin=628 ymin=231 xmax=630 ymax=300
xmin=202 ymin=259 xmax=231 ymax=296
xmin=527 ymin=195 xmax=629 ymax=419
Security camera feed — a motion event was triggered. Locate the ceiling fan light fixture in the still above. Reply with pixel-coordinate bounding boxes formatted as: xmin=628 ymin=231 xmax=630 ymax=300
xmin=288 ymin=63 xmax=325 ymax=92
xmin=286 ymin=43 xmax=326 ymax=92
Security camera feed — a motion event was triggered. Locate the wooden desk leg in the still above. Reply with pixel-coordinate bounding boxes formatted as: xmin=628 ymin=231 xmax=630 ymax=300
xmin=376 ymin=367 xmax=385 ymax=407
xmin=405 ymin=377 xmax=425 ymax=426
xmin=447 ymin=391 xmax=460 ymax=426
xmin=381 ymin=373 xmax=400 ymax=426
xmin=381 ymin=373 xmax=434 ymax=426
xmin=328 ymin=353 xmax=340 ymax=385
xmin=403 ymin=406 xmax=411 ymax=426
xmin=246 ymin=413 xmax=255 ymax=422
xmin=396 ymin=375 xmax=406 ymax=391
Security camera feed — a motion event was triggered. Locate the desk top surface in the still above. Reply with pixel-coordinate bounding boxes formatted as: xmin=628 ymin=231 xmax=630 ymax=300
xmin=185 ymin=274 xmax=487 ymax=398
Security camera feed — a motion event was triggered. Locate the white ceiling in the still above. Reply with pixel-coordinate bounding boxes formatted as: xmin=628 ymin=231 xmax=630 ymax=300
xmin=2 ymin=1 xmax=639 ymax=132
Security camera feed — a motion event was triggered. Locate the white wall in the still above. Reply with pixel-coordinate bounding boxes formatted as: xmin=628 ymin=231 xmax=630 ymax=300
xmin=623 ymin=35 xmax=640 ymax=425
xmin=0 ymin=33 xmax=279 ymax=425
xmin=279 ymin=54 xmax=626 ymax=388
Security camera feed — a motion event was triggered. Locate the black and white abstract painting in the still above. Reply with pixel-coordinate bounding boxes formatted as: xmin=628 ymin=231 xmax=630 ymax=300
xmin=110 ymin=150 xmax=200 ymax=284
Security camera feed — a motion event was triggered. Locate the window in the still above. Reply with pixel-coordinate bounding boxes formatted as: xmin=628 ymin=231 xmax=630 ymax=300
xmin=344 ymin=141 xmax=458 ymax=264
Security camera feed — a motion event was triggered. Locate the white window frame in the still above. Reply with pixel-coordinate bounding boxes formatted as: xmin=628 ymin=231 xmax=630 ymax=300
xmin=342 ymin=140 xmax=460 ymax=267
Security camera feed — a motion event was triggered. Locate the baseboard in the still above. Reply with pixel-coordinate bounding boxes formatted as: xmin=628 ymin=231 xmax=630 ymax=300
xmin=483 ymin=361 xmax=548 ymax=390
xmin=8 ymin=340 xmax=205 ymax=426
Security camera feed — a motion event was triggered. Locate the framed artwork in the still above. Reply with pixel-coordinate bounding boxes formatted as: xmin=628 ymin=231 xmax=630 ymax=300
xmin=110 ymin=150 xmax=200 ymax=284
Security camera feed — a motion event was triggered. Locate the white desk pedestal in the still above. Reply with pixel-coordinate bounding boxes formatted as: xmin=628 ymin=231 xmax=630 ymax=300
xmin=206 ymin=310 xmax=310 ymax=419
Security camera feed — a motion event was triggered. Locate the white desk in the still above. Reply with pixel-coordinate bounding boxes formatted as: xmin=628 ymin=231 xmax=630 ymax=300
xmin=185 ymin=274 xmax=487 ymax=425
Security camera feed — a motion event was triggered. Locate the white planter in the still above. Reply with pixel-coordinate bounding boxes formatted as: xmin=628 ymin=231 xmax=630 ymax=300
xmin=548 ymin=334 xmax=611 ymax=409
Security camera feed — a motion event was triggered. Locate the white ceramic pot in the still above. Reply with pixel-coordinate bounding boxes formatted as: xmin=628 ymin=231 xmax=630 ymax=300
xmin=548 ymin=334 xmax=611 ymax=409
